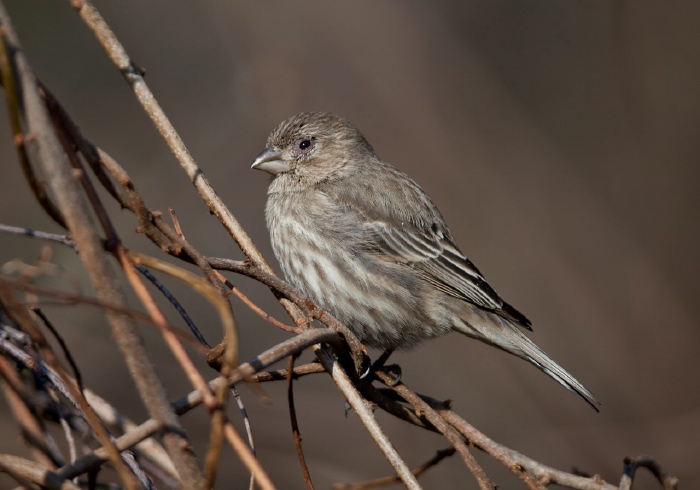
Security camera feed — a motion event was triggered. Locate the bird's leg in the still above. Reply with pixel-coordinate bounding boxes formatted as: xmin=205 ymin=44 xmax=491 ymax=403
xmin=371 ymin=349 xmax=395 ymax=370
xmin=362 ymin=349 xmax=402 ymax=386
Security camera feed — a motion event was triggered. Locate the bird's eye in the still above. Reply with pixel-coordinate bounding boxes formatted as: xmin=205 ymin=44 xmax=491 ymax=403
xmin=294 ymin=137 xmax=315 ymax=154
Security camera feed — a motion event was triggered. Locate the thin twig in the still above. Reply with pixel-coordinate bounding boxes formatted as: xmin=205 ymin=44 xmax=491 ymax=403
xmin=439 ymin=409 xmax=617 ymax=490
xmin=0 ymin=289 xmax=135 ymax=489
xmin=168 ymin=208 xmax=185 ymax=239
xmin=2 ymin=5 xmax=201 ymax=483
xmin=229 ymin=383 xmax=257 ymax=490
xmin=84 ymin=389 xmax=178 ymax=482
xmin=32 ymin=308 xmax=84 ymax=395
xmin=58 ymin=418 xmax=77 ymax=476
xmin=136 ymin=265 xmax=210 ymax=347
xmin=250 ymin=362 xmax=326 ymax=382
xmin=121 ymin=249 xmax=238 ymax=489
xmin=203 ymin=397 xmax=227 ymax=489
xmin=0 ymin=454 xmax=80 ymax=490
xmin=131 ymin=219 xmax=257 ymax=488
xmin=360 ymin=381 xmax=622 ymax=490
xmin=0 ymin=312 xmax=156 ymax=489
xmin=210 ymin=258 xmax=365 ymax=370
xmin=219 ymin=419 xmax=274 ymax=490
xmin=374 ymin=370 xmax=497 ymax=490
xmin=57 ymin=328 xmax=342 ymax=481
xmin=0 ymin=224 xmax=76 ymax=250
xmin=313 ymin=345 xmax=421 ymax=490
xmin=0 ymin=356 xmax=63 ymax=469
xmin=1 ymin=276 xmax=208 ymax=354
xmin=70 ymin=0 xmax=269 ymax=268
xmin=332 ymin=447 xmax=456 ymax=490
xmin=0 ymin=223 xmax=214 ymax=353
xmin=125 ymin=250 xmax=238 ymax=383
xmin=287 ymin=354 xmax=314 ymax=489
xmin=0 ymin=31 xmax=67 ymax=228
xmin=221 ymin=273 xmax=301 ymax=334
xmin=619 ymin=455 xmax=678 ymax=490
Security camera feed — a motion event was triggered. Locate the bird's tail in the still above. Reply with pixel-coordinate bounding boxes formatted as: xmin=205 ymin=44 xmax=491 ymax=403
xmin=453 ymin=308 xmax=600 ymax=411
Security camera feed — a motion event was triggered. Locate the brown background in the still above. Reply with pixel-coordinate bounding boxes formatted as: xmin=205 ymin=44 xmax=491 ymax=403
xmin=1 ymin=1 xmax=698 ymax=489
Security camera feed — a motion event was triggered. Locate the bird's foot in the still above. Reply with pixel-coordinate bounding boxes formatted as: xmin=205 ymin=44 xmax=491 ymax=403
xmin=377 ymin=364 xmax=402 ymax=386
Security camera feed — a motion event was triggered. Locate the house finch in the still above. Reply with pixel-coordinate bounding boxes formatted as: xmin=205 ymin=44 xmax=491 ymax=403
xmin=252 ymin=112 xmax=599 ymax=410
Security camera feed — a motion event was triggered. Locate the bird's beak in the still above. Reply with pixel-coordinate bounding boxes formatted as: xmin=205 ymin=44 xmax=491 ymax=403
xmin=251 ymin=148 xmax=288 ymax=175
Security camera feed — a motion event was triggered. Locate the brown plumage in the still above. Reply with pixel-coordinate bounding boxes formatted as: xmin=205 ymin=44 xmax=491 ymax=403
xmin=252 ymin=112 xmax=599 ymax=410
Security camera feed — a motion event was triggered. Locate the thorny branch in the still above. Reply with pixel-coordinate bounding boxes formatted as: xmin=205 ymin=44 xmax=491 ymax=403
xmin=0 ymin=1 xmax=681 ymax=489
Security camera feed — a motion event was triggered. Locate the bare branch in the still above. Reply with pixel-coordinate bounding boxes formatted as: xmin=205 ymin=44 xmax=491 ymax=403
xmin=84 ymin=389 xmax=178 ymax=482
xmin=0 ymin=3 xmax=202 ymax=485
xmin=374 ymin=370 xmax=498 ymax=490
xmin=314 ymin=345 xmax=421 ymax=490
xmin=619 ymin=456 xmax=679 ymax=490
xmin=250 ymin=362 xmax=326 ymax=382
xmin=332 ymin=447 xmax=456 ymax=490
xmin=57 ymin=328 xmax=342 ymax=481
xmin=287 ymin=354 xmax=315 ymax=489
xmin=439 ymin=409 xmax=617 ymax=490
xmin=0 ymin=454 xmax=80 ymax=490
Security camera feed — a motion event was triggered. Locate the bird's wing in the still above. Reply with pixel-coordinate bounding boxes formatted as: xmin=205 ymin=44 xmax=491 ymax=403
xmin=322 ymin=163 xmax=532 ymax=329
xmin=366 ymin=222 xmax=496 ymax=305
xmin=362 ymin=220 xmax=532 ymax=330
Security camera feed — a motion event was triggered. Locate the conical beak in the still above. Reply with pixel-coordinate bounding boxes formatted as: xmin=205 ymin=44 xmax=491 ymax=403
xmin=251 ymin=148 xmax=289 ymax=175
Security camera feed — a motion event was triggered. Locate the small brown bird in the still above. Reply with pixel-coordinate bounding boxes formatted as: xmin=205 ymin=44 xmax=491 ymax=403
xmin=252 ymin=112 xmax=599 ymax=410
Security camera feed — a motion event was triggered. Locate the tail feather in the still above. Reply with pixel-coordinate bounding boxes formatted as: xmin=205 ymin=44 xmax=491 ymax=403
xmin=524 ymin=353 xmax=600 ymax=412
xmin=453 ymin=308 xmax=600 ymax=411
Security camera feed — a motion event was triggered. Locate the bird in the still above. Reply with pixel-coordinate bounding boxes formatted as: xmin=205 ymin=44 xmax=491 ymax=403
xmin=252 ymin=112 xmax=599 ymax=410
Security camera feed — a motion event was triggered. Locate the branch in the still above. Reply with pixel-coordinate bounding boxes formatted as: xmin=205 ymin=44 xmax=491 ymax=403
xmin=373 ymin=370 xmax=498 ymax=490
xmin=439 ymin=409 xmax=617 ymax=489
xmin=0 ymin=454 xmax=80 ymax=490
xmin=314 ymin=345 xmax=421 ymax=490
xmin=332 ymin=447 xmax=456 ymax=490
xmin=0 ymin=3 xmax=202 ymax=486
xmin=56 ymin=328 xmax=342 ymax=481
xmin=287 ymin=354 xmax=315 ymax=489
xmin=620 ymin=456 xmax=678 ymax=490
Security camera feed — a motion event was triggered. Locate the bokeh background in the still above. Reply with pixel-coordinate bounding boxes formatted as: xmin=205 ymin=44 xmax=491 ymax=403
xmin=1 ymin=1 xmax=698 ymax=488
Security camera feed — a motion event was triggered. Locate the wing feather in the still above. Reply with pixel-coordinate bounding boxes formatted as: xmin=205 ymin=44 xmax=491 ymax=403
xmin=365 ymin=221 xmax=532 ymax=330
xmin=321 ymin=162 xmax=532 ymax=330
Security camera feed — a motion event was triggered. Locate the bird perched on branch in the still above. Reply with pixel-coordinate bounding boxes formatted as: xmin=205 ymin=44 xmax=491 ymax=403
xmin=252 ymin=112 xmax=599 ymax=410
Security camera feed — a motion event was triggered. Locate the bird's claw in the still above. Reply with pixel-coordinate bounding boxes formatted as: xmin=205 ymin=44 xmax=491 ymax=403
xmin=379 ymin=364 xmax=402 ymax=386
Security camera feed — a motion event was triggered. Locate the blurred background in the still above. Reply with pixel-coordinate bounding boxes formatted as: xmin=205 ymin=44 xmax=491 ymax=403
xmin=1 ymin=1 xmax=698 ymax=488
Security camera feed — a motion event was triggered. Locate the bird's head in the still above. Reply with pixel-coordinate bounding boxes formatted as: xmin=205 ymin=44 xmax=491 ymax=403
xmin=251 ymin=112 xmax=376 ymax=186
